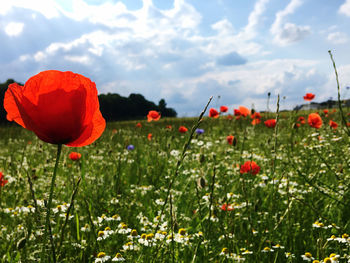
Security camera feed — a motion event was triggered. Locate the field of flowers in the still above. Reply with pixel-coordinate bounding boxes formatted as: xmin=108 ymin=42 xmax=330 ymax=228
xmin=1 ymin=96 xmax=350 ymax=262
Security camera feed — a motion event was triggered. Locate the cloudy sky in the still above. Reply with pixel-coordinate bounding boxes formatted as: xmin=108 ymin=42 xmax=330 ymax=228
xmin=1 ymin=0 xmax=350 ymax=116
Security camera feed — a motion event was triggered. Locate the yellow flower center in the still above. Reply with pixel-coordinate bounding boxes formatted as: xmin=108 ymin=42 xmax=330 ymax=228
xmin=146 ymin=233 xmax=154 ymax=240
xmin=305 ymin=252 xmax=312 ymax=258
xmin=98 ymin=231 xmax=104 ymax=237
xmin=221 ymin=247 xmax=229 ymax=254
xmin=97 ymin=252 xmax=106 ymax=258
xmin=115 ymin=253 xmax=122 ymax=258
xmin=178 ymin=228 xmax=186 ymax=235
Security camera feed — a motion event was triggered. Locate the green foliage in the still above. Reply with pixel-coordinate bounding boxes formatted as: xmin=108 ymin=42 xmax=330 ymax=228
xmin=0 ymin=111 xmax=350 ymax=262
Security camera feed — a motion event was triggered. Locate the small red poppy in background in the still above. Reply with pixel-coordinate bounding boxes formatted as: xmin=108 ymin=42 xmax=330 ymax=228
xmin=251 ymin=118 xmax=261 ymax=125
xmin=136 ymin=122 xmax=142 ymax=128
xmin=238 ymin=106 xmax=250 ymax=117
xmin=69 ymin=152 xmax=81 ymax=161
xmin=147 ymin=110 xmax=161 ymax=122
xmin=209 ymin=108 xmax=219 ymax=118
xmin=220 ymin=106 xmax=228 ymax=113
xmin=4 ymin=70 xmax=106 ymax=147
xmin=323 ymin=109 xmax=329 ymax=115
xmin=147 ymin=133 xmax=153 ymax=140
xmin=308 ymin=113 xmax=323 ymax=129
xmin=179 ymin=126 xmax=188 ymax=133
xmin=0 ymin=172 xmax=8 ymax=187
xmin=226 ymin=135 xmax=236 ymax=146
xmin=298 ymin=116 xmax=306 ymax=124
xmin=226 ymin=115 xmax=233 ymax=120
xmin=264 ymin=119 xmax=276 ymax=128
xmin=303 ymin=93 xmax=315 ymax=101
xmin=329 ymin=120 xmax=338 ymax=129
xmin=221 ymin=203 xmax=234 ymax=211
xmin=251 ymin=112 xmax=261 ymax=119
xmin=240 ymin=161 xmax=260 ymax=175
xmin=234 ymin=109 xmax=241 ymax=116
xmin=166 ymin=125 xmax=172 ymax=130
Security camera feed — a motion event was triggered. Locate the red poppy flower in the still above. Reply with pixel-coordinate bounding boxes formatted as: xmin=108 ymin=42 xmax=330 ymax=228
xmin=69 ymin=152 xmax=81 ymax=161
xmin=240 ymin=161 xmax=260 ymax=175
xmin=226 ymin=115 xmax=233 ymax=120
xmin=147 ymin=110 xmax=161 ymax=122
xmin=221 ymin=203 xmax=234 ymax=211
xmin=0 ymin=172 xmax=8 ymax=187
xmin=220 ymin=106 xmax=228 ymax=113
xmin=166 ymin=125 xmax=172 ymax=130
xmin=308 ymin=113 xmax=323 ymax=129
xmin=329 ymin=120 xmax=338 ymax=129
xmin=251 ymin=118 xmax=260 ymax=125
xmin=147 ymin=133 xmax=153 ymax=140
xmin=264 ymin=119 xmax=276 ymax=128
xmin=234 ymin=109 xmax=241 ymax=116
xmin=298 ymin=116 xmax=306 ymax=124
xmin=226 ymin=135 xmax=236 ymax=145
xmin=209 ymin=108 xmax=219 ymax=118
xmin=323 ymin=109 xmax=329 ymax=115
xmin=136 ymin=122 xmax=142 ymax=128
xmin=4 ymin=70 xmax=106 ymax=147
xmin=179 ymin=126 xmax=188 ymax=133
xmin=251 ymin=112 xmax=261 ymax=119
xmin=303 ymin=93 xmax=315 ymax=101
xmin=238 ymin=106 xmax=250 ymax=117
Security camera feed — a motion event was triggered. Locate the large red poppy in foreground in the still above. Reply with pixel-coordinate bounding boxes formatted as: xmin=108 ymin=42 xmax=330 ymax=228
xmin=4 ymin=70 xmax=106 ymax=147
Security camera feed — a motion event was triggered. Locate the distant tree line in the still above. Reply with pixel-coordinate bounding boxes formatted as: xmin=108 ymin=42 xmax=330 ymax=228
xmin=0 ymin=79 xmax=177 ymax=124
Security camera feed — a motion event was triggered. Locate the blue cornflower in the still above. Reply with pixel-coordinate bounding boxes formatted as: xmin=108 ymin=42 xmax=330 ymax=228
xmin=195 ymin=128 xmax=204 ymax=135
xmin=127 ymin=145 xmax=135 ymax=151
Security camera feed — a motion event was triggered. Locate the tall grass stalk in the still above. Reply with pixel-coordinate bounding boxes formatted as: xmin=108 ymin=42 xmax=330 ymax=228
xmin=328 ymin=50 xmax=350 ymax=135
xmin=152 ymin=96 xmax=212 ymax=261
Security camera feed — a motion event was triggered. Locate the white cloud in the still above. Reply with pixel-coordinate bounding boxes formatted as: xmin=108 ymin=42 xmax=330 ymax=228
xmin=4 ymin=22 xmax=24 ymax=36
xmin=327 ymin=31 xmax=349 ymax=44
xmin=0 ymin=0 xmax=62 ymax=18
xmin=339 ymin=0 xmax=350 ymax=16
xmin=64 ymin=55 xmax=91 ymax=65
xmin=161 ymin=58 xmax=328 ymax=115
xmin=270 ymin=0 xmax=311 ymax=45
xmin=239 ymin=0 xmax=270 ymax=40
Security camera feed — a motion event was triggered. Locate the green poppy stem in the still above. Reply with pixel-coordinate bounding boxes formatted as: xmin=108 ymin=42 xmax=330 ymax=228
xmin=44 ymin=143 xmax=62 ymax=263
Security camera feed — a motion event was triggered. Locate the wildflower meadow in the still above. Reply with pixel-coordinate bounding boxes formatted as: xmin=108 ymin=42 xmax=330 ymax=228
xmin=1 ymin=58 xmax=350 ymax=263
